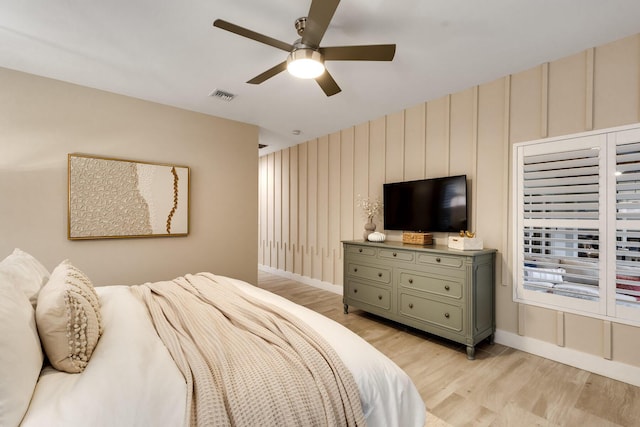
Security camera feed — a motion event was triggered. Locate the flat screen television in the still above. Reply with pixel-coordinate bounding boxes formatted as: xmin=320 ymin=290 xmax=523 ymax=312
xmin=383 ymin=175 xmax=468 ymax=233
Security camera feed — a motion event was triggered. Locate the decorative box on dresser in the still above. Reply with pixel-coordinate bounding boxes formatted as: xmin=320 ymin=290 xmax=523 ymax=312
xmin=342 ymin=240 xmax=496 ymax=359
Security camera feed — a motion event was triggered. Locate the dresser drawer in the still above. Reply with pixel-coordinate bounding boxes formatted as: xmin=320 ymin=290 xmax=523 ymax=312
xmin=398 ymin=270 xmax=462 ymax=300
xmin=399 ymin=293 xmax=463 ymax=332
xmin=346 ymin=245 xmax=376 ymax=257
xmin=346 ymin=262 xmax=391 ymax=284
xmin=378 ymin=249 xmax=414 ymax=262
xmin=417 ymin=253 xmax=464 ymax=269
xmin=346 ymin=280 xmax=391 ymax=310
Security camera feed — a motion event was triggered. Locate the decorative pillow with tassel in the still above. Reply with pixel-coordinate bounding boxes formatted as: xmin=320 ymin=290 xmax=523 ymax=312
xmin=36 ymin=260 xmax=103 ymax=373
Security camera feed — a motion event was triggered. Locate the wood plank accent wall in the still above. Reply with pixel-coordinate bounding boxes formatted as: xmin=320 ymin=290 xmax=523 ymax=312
xmin=259 ymin=34 xmax=640 ymax=366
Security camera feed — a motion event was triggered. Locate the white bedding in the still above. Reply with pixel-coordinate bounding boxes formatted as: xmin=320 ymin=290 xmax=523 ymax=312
xmin=21 ymin=277 xmax=425 ymax=427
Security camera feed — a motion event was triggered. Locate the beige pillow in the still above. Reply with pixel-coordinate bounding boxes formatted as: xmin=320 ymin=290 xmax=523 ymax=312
xmin=0 ymin=248 xmax=50 ymax=306
xmin=0 ymin=278 xmax=44 ymax=427
xmin=36 ymin=260 xmax=103 ymax=373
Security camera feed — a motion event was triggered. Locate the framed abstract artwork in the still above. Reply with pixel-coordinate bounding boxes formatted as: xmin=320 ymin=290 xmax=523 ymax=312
xmin=68 ymin=154 xmax=190 ymax=240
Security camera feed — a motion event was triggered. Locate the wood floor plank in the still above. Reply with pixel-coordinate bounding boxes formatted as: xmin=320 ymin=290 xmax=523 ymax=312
xmin=576 ymin=373 xmax=640 ymax=426
xmin=257 ymin=271 xmax=640 ymax=426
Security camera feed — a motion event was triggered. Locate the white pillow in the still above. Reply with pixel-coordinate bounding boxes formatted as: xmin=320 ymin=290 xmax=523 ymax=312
xmin=0 ymin=248 xmax=50 ymax=306
xmin=0 ymin=278 xmax=44 ymax=426
xmin=36 ymin=260 xmax=103 ymax=373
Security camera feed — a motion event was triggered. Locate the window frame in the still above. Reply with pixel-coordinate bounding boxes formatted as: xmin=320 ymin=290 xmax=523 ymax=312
xmin=513 ymin=124 xmax=640 ymax=326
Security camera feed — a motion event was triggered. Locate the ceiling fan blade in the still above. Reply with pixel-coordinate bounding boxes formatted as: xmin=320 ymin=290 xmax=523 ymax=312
xmin=316 ymin=70 xmax=341 ymax=97
xmin=321 ymin=44 xmax=396 ymax=61
xmin=301 ymin=0 xmax=340 ymax=48
xmin=213 ymin=19 xmax=292 ymax=52
xmin=247 ymin=61 xmax=288 ymax=84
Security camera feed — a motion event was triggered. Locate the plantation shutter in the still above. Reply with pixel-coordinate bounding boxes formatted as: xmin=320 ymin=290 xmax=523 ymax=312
xmin=615 ymin=141 xmax=640 ymax=309
xmin=521 ymin=145 xmax=601 ymax=302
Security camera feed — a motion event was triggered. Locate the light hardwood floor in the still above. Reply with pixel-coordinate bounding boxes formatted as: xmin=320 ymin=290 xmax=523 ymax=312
xmin=257 ymin=270 xmax=640 ymax=427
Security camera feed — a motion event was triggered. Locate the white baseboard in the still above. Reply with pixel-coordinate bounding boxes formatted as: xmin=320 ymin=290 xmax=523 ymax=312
xmin=495 ymin=329 xmax=640 ymax=387
xmin=258 ymin=265 xmax=343 ymax=295
xmin=259 ymin=265 xmax=640 ymax=387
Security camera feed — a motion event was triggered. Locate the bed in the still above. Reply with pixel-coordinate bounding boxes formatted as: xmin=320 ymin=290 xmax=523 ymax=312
xmin=1 ymin=249 xmax=426 ymax=427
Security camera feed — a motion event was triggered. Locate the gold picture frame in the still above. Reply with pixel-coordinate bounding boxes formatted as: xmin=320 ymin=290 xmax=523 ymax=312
xmin=68 ymin=154 xmax=190 ymax=240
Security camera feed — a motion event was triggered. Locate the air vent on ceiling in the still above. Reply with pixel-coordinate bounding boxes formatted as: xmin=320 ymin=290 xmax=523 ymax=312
xmin=209 ymin=89 xmax=236 ymax=101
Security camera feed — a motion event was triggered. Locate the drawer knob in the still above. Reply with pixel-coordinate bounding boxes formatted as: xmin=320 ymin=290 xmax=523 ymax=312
xmin=358 ymin=248 xmax=363 ymax=253
xmin=378 ymin=295 xmax=382 ymax=300
xmin=408 ymin=303 xmax=414 ymax=309
xmin=378 ymin=272 xmax=383 ymax=278
xmin=408 ymin=278 xmax=413 ymax=284
xmin=354 ymin=268 xmax=358 ymax=272
xmin=444 ymin=285 xmax=450 ymax=291
xmin=444 ymin=312 xmax=450 ymax=318
xmin=392 ymin=252 xmax=397 ymax=257
xmin=354 ymin=289 xmax=358 ymax=293
xmin=436 ymin=257 xmax=441 ymax=263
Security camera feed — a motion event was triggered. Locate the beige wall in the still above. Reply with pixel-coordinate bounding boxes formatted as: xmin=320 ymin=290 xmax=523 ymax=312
xmin=1 ymin=67 xmax=258 ymax=286
xmin=259 ymin=34 xmax=640 ymax=372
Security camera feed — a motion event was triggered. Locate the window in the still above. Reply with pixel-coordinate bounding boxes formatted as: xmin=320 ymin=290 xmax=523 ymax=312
xmin=514 ymin=125 xmax=640 ymax=324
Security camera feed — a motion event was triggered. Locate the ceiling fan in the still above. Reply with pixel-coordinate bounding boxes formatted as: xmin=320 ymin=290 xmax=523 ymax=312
xmin=213 ymin=0 xmax=396 ymax=97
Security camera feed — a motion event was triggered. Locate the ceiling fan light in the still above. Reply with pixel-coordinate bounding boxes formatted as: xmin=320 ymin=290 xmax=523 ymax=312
xmin=287 ymin=49 xmax=325 ymax=79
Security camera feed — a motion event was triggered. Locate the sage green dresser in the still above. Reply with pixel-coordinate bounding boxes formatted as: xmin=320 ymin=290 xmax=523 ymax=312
xmin=342 ymin=240 xmax=496 ymax=359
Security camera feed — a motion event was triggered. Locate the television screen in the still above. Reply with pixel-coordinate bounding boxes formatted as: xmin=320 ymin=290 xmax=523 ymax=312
xmin=383 ymin=175 xmax=467 ymax=233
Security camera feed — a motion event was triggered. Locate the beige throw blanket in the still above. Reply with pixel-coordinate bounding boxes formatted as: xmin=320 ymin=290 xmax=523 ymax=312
xmin=132 ymin=273 xmax=366 ymax=427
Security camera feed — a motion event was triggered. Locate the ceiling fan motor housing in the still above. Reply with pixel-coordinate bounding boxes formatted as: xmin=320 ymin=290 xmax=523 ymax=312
xmin=295 ymin=17 xmax=307 ymax=37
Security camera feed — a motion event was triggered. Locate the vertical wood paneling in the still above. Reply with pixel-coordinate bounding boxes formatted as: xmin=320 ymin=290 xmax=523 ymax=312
xmin=541 ymin=63 xmax=549 ymax=138
xmin=316 ymin=136 xmax=329 ymax=280
xmin=258 ymin=156 xmax=267 ymax=265
xmin=556 ymin=311 xmax=565 ymax=347
xmin=296 ymin=143 xmax=308 ymax=276
xmin=280 ymin=149 xmax=289 ymax=271
xmin=471 ymin=87 xmax=479 ymax=229
xmin=476 ymin=78 xmax=506 ymax=252
xmin=501 ymin=76 xmax=512 ymax=288
xmin=328 ymin=132 xmax=341 ymax=283
xmin=603 ymin=320 xmax=612 ymax=360
xmin=307 ymin=140 xmax=318 ymax=278
xmin=548 ymin=51 xmax=589 ymax=137
xmin=425 ymin=95 xmax=450 ymax=176
xmin=353 ymin=123 xmax=369 ymax=238
xmin=594 ymin=34 xmax=640 ymax=129
xmin=510 ymin=65 xmax=545 ymax=144
xmin=266 ymin=153 xmax=274 ymax=267
xmin=369 ymin=117 xmax=386 ymax=202
xmin=287 ymin=146 xmax=298 ymax=273
xmin=385 ymin=111 xmax=404 ymax=183
xmin=404 ymin=103 xmax=426 ymax=180
xmin=449 ymin=88 xmax=475 ymax=178
xmin=585 ymin=48 xmax=595 ymax=130
xmin=339 ymin=127 xmax=355 ymax=284
xmin=272 ymin=151 xmax=282 ymax=268
xmin=518 ymin=303 xmax=526 ymax=336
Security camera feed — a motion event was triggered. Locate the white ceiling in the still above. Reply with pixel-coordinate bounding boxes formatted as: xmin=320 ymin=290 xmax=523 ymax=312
xmin=2 ymin=1 xmax=640 ymax=156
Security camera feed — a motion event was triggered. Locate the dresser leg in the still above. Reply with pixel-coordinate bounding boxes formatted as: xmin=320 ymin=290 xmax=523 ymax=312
xmin=466 ymin=345 xmax=475 ymax=360
xmin=344 ymin=304 xmax=349 ymax=314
